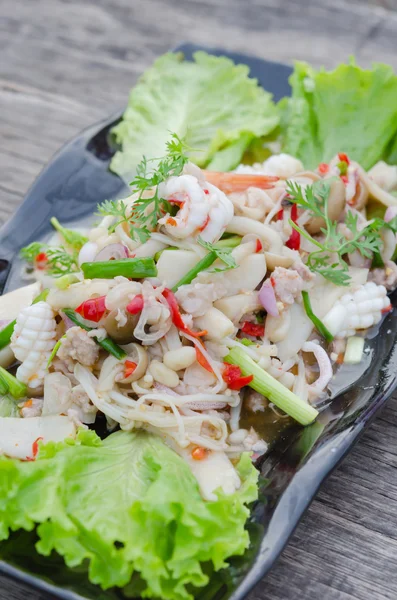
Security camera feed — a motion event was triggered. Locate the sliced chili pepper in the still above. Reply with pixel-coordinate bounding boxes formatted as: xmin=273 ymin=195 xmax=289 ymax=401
xmin=35 ymin=252 xmax=48 ymax=270
xmin=198 ymin=215 xmax=210 ymax=232
xmin=203 ymin=189 xmax=210 ymax=195
xmin=241 ymin=321 xmax=265 ymax=337
xmin=75 ymin=296 xmax=107 ymax=322
xmin=277 ymin=209 xmax=284 ymax=221
xmin=162 ymin=288 xmax=207 ymax=338
xmin=124 ymin=360 xmax=137 ymax=378
xmin=32 ymin=437 xmax=43 ymax=459
xmin=255 ymin=239 xmax=263 ymax=253
xmin=166 ymin=217 xmax=177 ymax=226
xmin=126 ymin=294 xmax=144 ymax=315
xmin=382 ymin=304 xmax=392 ymax=314
xmin=222 ymin=363 xmax=253 ymax=391
xmin=340 ymin=174 xmax=349 ymax=184
xmin=191 ymin=446 xmax=208 ymax=460
xmin=318 ymin=162 xmax=329 ymax=174
xmin=338 ymin=152 xmax=350 ymax=165
xmin=286 ymin=204 xmax=300 ymax=251
xmin=195 ymin=345 xmax=213 ymax=373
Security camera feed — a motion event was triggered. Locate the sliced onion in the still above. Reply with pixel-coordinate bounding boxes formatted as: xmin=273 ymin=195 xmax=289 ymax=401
xmin=385 ymin=206 xmax=397 ymax=222
xmin=95 ymin=243 xmax=129 ymax=262
xmin=259 ymin=280 xmax=279 ymax=316
xmin=78 ymin=242 xmax=98 ymax=266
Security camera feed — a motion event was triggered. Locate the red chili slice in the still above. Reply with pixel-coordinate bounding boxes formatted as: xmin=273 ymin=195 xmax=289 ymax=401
xmin=195 ymin=345 xmax=213 ymax=373
xmin=124 ymin=360 xmax=137 ymax=378
xmin=277 ymin=209 xmax=284 ymax=221
xmin=32 ymin=437 xmax=43 ymax=459
xmin=75 ymin=296 xmax=107 ymax=322
xmin=338 ymin=152 xmax=350 ymax=165
xmin=222 ymin=363 xmax=253 ymax=391
xmin=240 ymin=321 xmax=265 ymax=337
xmin=286 ymin=203 xmax=300 ymax=251
xmin=126 ymin=294 xmax=144 ymax=315
xmin=34 ymin=252 xmax=48 ymax=270
xmin=255 ymin=239 xmax=263 ymax=253
xmin=318 ymin=162 xmax=329 ymax=174
xmin=162 ymin=288 xmax=207 ymax=338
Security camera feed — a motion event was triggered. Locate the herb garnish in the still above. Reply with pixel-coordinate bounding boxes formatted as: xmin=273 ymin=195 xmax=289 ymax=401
xmin=97 ymin=134 xmax=189 ymax=243
xmin=20 ymin=243 xmax=79 ymax=276
xmin=286 ymin=179 xmax=384 ymax=286
xmin=197 ymin=238 xmax=237 ymax=272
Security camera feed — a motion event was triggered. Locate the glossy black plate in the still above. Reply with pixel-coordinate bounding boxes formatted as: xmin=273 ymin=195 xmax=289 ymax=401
xmin=1 ymin=42 xmax=397 ymax=600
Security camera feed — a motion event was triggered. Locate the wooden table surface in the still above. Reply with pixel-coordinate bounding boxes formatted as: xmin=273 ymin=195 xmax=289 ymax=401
xmin=2 ymin=0 xmax=397 ymax=598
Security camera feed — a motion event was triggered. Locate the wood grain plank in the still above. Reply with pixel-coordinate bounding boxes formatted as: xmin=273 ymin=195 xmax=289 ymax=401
xmin=2 ymin=1 xmax=397 ymax=599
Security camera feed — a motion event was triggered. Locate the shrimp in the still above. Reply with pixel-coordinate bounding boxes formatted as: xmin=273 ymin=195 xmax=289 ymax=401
xmin=158 ymin=174 xmax=234 ymax=243
xmin=202 ymin=170 xmax=278 ymax=193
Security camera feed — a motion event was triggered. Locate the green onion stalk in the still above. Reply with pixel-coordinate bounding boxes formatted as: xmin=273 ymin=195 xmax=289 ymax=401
xmin=302 ymin=291 xmax=334 ymax=343
xmin=224 ymin=347 xmax=318 ymax=426
xmin=0 ymin=366 xmax=27 ymax=399
xmin=81 ymin=258 xmax=157 ymax=280
xmin=62 ymin=309 xmax=126 ymax=360
xmin=171 ymin=252 xmax=217 ymax=292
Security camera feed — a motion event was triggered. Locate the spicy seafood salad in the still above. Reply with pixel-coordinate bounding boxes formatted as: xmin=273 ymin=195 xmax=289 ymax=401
xmin=1 ymin=52 xmax=397 ymax=599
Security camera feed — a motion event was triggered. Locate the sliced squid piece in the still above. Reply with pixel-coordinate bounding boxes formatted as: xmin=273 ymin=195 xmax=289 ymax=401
xmin=0 ymin=415 xmax=76 ymax=460
xmin=156 ymin=249 xmax=200 ymax=288
xmin=180 ymin=447 xmax=241 ymax=501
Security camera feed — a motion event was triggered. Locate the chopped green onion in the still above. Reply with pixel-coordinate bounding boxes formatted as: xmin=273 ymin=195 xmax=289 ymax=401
xmin=47 ymin=336 xmax=66 ymax=368
xmin=214 ymin=236 xmax=241 ymax=249
xmin=171 ymin=252 xmax=217 ymax=292
xmin=224 ymin=347 xmax=318 ymax=426
xmin=55 ymin=273 xmax=80 ymax=290
xmin=81 ymin=258 xmax=157 ymax=280
xmin=0 ymin=366 xmax=27 ymax=399
xmin=62 ymin=309 xmax=126 ymax=360
xmin=240 ymin=338 xmax=256 ymax=347
xmin=343 ymin=336 xmax=365 ymax=365
xmin=0 ymin=289 xmax=49 ymax=351
xmin=302 ymin=291 xmax=334 ymax=343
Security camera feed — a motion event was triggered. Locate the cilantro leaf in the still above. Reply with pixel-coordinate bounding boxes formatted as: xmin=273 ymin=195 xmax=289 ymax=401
xmin=287 ymin=180 xmax=384 ymax=286
xmin=50 ymin=218 xmax=88 ymax=251
xmin=97 ymin=134 xmax=189 ymax=243
xmin=197 ymin=238 xmax=237 ymax=272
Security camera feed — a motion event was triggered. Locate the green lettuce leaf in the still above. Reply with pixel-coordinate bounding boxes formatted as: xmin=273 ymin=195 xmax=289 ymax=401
xmin=281 ymin=61 xmax=397 ymax=170
xmin=0 ymin=429 xmax=258 ymax=600
xmin=110 ymin=51 xmax=279 ymax=179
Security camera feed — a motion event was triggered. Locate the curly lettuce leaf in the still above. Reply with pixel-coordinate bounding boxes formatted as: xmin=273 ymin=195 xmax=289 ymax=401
xmin=110 ymin=51 xmax=279 ymax=179
xmin=0 ymin=429 xmax=258 ymax=600
xmin=281 ymin=61 xmax=397 ymax=170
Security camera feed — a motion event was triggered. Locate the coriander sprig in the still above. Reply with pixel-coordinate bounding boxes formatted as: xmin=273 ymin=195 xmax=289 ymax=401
xmin=197 ymin=238 xmax=237 ymax=272
xmin=97 ymin=134 xmax=189 ymax=243
xmin=286 ymin=180 xmax=384 ymax=286
xmin=20 ymin=243 xmax=79 ymax=277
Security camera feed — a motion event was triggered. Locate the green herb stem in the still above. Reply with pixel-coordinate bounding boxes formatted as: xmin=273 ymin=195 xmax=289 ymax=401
xmin=47 ymin=336 xmax=66 ymax=368
xmin=214 ymin=236 xmax=242 ymax=249
xmin=0 ymin=289 xmax=49 ymax=351
xmin=81 ymin=258 xmax=157 ymax=280
xmin=171 ymin=252 xmax=217 ymax=292
xmin=224 ymin=347 xmax=318 ymax=426
xmin=62 ymin=309 xmax=126 ymax=360
xmin=0 ymin=366 xmax=27 ymax=399
xmin=302 ymin=291 xmax=334 ymax=343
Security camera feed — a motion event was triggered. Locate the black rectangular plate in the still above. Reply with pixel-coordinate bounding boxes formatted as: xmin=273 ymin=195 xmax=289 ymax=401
xmin=1 ymin=42 xmax=397 ymax=600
